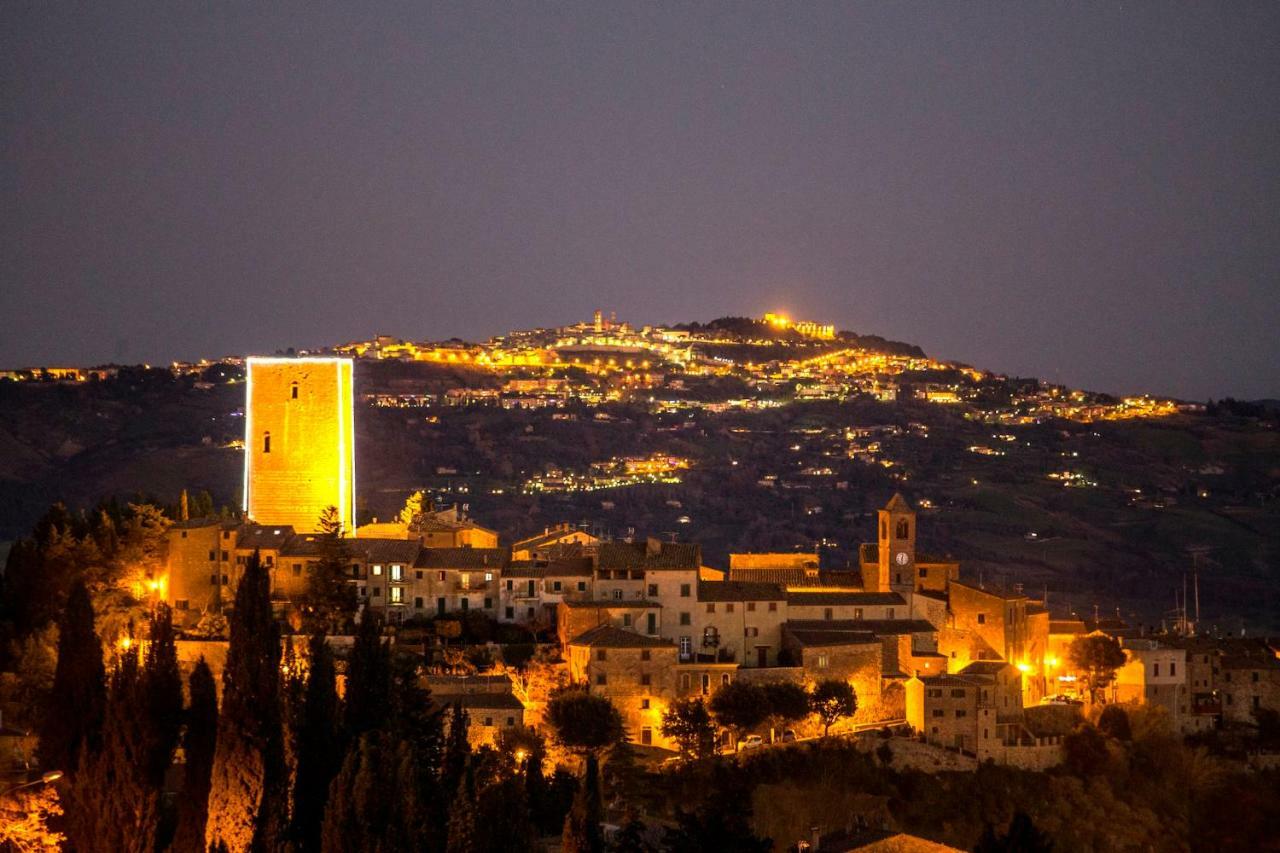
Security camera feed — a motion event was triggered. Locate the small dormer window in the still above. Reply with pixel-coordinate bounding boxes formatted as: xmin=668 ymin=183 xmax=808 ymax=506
xmin=263 ymin=432 xmax=271 ymax=453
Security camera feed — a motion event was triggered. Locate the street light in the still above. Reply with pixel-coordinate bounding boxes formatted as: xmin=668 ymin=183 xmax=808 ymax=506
xmin=0 ymin=770 xmax=62 ymax=797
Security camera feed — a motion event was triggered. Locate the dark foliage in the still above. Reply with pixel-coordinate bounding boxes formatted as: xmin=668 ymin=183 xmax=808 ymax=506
xmin=36 ymin=579 xmax=105 ymax=776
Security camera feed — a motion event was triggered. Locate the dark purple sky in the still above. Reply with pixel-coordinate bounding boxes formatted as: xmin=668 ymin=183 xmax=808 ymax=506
xmin=4 ymin=3 xmax=1278 ymax=400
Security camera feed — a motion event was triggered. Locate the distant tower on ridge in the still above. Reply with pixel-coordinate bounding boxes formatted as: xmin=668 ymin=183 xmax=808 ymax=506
xmin=243 ymin=356 xmax=355 ymax=535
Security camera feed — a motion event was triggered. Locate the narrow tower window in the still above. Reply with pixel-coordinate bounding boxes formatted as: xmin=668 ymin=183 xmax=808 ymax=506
xmin=896 ymin=519 xmax=909 ymax=539
xmin=290 ymin=382 xmax=299 ymax=399
xmin=263 ymin=432 xmax=271 ymax=453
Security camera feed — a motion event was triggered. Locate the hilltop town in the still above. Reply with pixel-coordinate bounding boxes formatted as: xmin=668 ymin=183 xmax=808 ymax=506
xmin=2 ymin=327 xmax=1279 ymax=851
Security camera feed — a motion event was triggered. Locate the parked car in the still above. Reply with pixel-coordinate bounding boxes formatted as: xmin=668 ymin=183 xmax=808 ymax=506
xmin=780 ymin=730 xmax=798 ymax=743
xmin=739 ymin=735 xmax=764 ymax=751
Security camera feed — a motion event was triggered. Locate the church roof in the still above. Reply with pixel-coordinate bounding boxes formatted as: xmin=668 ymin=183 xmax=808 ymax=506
xmin=884 ymin=493 xmax=913 ymax=513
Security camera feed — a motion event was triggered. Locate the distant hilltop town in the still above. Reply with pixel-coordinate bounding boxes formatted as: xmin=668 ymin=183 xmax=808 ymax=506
xmin=147 ymin=356 xmax=1277 ymax=767
xmin=1 ymin=310 xmax=1188 ymax=426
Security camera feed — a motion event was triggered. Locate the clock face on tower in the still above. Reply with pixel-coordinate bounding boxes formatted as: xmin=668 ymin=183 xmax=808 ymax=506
xmin=895 ymin=552 xmax=909 ymax=566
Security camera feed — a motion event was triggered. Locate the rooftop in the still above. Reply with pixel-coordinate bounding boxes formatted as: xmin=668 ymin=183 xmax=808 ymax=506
xmin=568 ymin=624 xmax=674 ymax=649
xmin=698 ymin=580 xmax=787 ymax=602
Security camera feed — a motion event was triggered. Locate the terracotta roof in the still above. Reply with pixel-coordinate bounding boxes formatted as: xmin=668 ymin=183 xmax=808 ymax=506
xmin=511 ymin=525 xmax=593 ymax=552
xmin=597 ymin=540 xmax=701 ymax=571
xmin=413 ymin=547 xmax=510 ymax=570
xmin=170 ymin=517 xmax=226 ymax=530
xmin=280 ymin=534 xmax=324 ymax=557
xmin=503 ymin=561 xmax=592 ymax=579
xmin=787 ymin=618 xmax=936 ymax=635
xmin=560 ymin=599 xmax=659 ymax=609
xmin=440 ymin=692 xmax=526 ymax=711
xmin=236 ymin=525 xmax=295 ymax=550
xmin=1050 ymin=620 xmax=1088 ymax=635
xmin=698 ymin=581 xmax=786 ymax=602
xmin=785 ymin=627 xmax=879 ymax=648
xmin=786 ymin=590 xmax=906 ymax=607
xmin=568 ymin=625 xmax=674 ymax=649
xmin=948 ymin=579 xmax=1027 ymax=601
xmin=353 ymin=538 xmax=422 ymax=564
xmin=958 ymin=661 xmax=1015 ymax=676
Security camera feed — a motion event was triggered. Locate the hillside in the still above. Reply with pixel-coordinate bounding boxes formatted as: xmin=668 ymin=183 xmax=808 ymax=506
xmin=1 ymin=323 xmax=1277 ymax=632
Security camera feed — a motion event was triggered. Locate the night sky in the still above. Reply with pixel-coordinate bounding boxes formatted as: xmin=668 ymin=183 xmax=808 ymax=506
xmin=4 ymin=3 xmax=1278 ymax=400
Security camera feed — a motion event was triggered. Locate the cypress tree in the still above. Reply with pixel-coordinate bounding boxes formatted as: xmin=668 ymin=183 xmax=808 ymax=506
xmin=321 ymin=732 xmax=427 ymax=853
xmin=37 ymin=579 xmax=105 ymax=777
xmin=561 ymin=754 xmax=603 ymax=853
xmin=291 ymin=633 xmax=340 ymax=853
xmin=172 ymin=659 xmax=219 ymax=853
xmin=66 ymin=647 xmax=162 ymax=853
xmin=205 ymin=550 xmax=288 ymax=852
xmin=342 ymin=611 xmax=390 ymax=740
xmin=445 ymin=761 xmax=478 ymax=853
xmin=442 ymin=702 xmax=471 ymax=797
xmin=141 ymin=603 xmax=184 ymax=787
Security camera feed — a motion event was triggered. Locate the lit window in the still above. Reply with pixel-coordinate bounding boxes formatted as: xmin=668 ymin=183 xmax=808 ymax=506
xmin=817 ymin=654 xmax=829 ymax=668
xmin=390 ymin=565 xmax=403 ymax=581
xmin=372 ymin=565 xmax=383 ymax=576
xmin=390 ymin=587 xmax=404 ymax=604
xmin=484 ymin=572 xmax=493 ymax=582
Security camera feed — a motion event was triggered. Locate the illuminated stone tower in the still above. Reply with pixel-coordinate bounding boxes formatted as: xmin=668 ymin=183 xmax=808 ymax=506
xmin=878 ymin=493 xmax=916 ymax=592
xmin=243 ymin=357 xmax=355 ymax=535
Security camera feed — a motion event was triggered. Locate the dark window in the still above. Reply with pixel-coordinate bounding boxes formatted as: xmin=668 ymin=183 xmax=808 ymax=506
xmin=221 ymin=551 xmax=229 ymax=561
xmin=597 ymin=649 xmax=608 ymax=661
xmin=577 ymin=581 xmax=587 ymax=592
xmin=824 ymin=608 xmax=833 ymax=620
xmin=181 ymin=531 xmax=188 ymax=539
xmin=726 ymin=603 xmax=735 ymax=614
xmin=680 ymin=612 xmax=691 ymax=626
xmin=596 ymin=674 xmax=607 ymax=685
xmin=680 ymin=583 xmax=691 ymax=597
xmin=648 ymin=584 xmax=659 ymax=597
xmin=415 ymin=597 xmax=424 ymax=608
xmin=641 ymin=650 xmax=651 ymax=661
xmin=208 ymin=550 xmax=216 ymax=560
xmin=951 ymin=689 xmax=966 ymax=698
xmin=175 ymin=599 xmax=189 ymax=610
xmin=553 ymin=581 xmax=562 ymax=591
xmin=439 ymin=571 xmax=447 ymax=582
xmin=768 ymin=602 xmax=777 ymax=612
xmin=263 ymin=432 xmax=271 ymax=453
xmin=505 ymin=607 xmax=514 ymax=619
xmin=290 ymin=382 xmax=298 ymax=399
xmin=747 ymin=602 xmax=756 ymax=612
xmin=372 ymin=587 xmax=381 ymax=598
xmin=706 ymin=603 xmax=715 ymax=614
xmin=416 ymin=570 xmax=423 ymax=580
xmin=484 ymin=597 xmax=492 ymax=609
xmin=977 ymin=613 xmax=986 ymax=625
xmin=641 ymin=674 xmax=651 ymax=686
xmin=210 ymin=574 xmax=219 ymax=585
xmin=460 ymin=598 xmax=469 ymax=612
xmin=506 ymin=579 xmax=513 ymax=590
xmin=896 ymin=519 xmax=909 ymax=538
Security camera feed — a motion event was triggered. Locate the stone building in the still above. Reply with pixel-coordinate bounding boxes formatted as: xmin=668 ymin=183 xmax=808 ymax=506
xmin=567 ymin=625 xmax=681 ymax=749
xmin=1114 ymin=639 xmax=1190 ymax=727
xmin=243 ymin=357 xmax=355 ymax=534
xmin=511 ymin=524 xmax=599 ymax=561
xmin=695 ymin=581 xmax=788 ymax=668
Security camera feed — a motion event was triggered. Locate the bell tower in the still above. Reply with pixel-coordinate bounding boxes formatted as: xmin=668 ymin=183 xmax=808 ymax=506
xmin=878 ymin=493 xmax=917 ymax=592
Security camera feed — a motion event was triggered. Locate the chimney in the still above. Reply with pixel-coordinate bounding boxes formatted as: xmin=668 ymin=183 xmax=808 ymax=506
xmin=646 ymin=537 xmax=662 ymax=557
